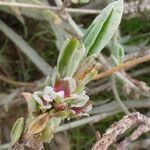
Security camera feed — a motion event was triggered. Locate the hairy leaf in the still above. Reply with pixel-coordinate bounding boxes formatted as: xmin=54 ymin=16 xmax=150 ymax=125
xmin=11 ymin=117 xmax=24 ymax=145
xmin=66 ymin=45 xmax=85 ymax=77
xmin=83 ymin=0 xmax=123 ymax=56
xmin=57 ymin=37 xmax=80 ymax=78
xmin=27 ymin=113 xmax=49 ymax=135
xmin=41 ymin=126 xmax=54 ymax=143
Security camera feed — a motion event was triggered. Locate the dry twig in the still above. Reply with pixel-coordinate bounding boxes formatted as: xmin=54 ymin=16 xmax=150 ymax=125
xmin=0 ymin=0 xmax=149 ymax=15
xmin=94 ymin=54 xmax=150 ymax=80
xmin=0 ymin=74 xmax=35 ymax=87
xmin=91 ymin=112 xmax=150 ymax=150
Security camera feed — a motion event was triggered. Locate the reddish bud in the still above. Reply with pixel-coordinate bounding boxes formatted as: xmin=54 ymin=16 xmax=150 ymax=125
xmin=54 ymin=80 xmax=70 ymax=98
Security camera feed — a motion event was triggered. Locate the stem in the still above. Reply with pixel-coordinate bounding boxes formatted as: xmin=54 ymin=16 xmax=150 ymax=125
xmin=91 ymin=112 xmax=150 ymax=150
xmin=112 ymin=75 xmax=130 ymax=115
xmin=0 ymin=74 xmax=35 ymax=87
xmin=94 ymin=55 xmax=150 ymax=80
xmin=55 ymin=0 xmax=83 ymax=37
xmin=0 ymin=1 xmax=100 ymax=14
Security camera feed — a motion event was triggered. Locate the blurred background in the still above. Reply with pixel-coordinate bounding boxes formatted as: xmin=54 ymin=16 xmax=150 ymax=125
xmin=0 ymin=0 xmax=150 ymax=149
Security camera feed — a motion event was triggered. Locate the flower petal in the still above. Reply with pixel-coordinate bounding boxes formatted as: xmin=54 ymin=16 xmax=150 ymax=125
xmin=33 ymin=91 xmax=44 ymax=106
xmin=44 ymin=86 xmax=57 ymax=100
xmin=43 ymin=94 xmax=53 ymax=102
xmin=57 ymin=91 xmax=65 ymax=99
xmin=44 ymin=86 xmax=54 ymax=94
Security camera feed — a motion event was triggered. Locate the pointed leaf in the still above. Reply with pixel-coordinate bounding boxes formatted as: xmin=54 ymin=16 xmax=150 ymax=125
xmin=57 ymin=37 xmax=80 ymax=78
xmin=111 ymin=42 xmax=124 ymax=64
xmin=117 ymin=44 xmax=124 ymax=60
xmin=55 ymin=110 xmax=70 ymax=119
xmin=41 ymin=126 xmax=54 ymax=143
xmin=83 ymin=0 xmax=123 ymax=56
xmin=27 ymin=113 xmax=49 ymax=135
xmin=11 ymin=117 xmax=24 ymax=145
xmin=66 ymin=45 xmax=85 ymax=77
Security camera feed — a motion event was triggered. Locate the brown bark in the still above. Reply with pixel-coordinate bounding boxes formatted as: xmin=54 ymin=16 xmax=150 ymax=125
xmin=91 ymin=112 xmax=150 ymax=150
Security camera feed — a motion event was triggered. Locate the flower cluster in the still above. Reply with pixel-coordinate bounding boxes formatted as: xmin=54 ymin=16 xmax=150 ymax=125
xmin=33 ymin=77 xmax=92 ymax=117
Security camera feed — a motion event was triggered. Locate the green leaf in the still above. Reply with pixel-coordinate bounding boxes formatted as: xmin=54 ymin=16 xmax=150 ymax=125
xmin=57 ymin=37 xmax=80 ymax=78
xmin=55 ymin=110 xmax=70 ymax=119
xmin=111 ymin=42 xmax=124 ymax=64
xmin=48 ymin=117 xmax=61 ymax=129
xmin=117 ymin=44 xmax=124 ymax=60
xmin=41 ymin=126 xmax=54 ymax=143
xmin=11 ymin=117 xmax=24 ymax=145
xmin=83 ymin=0 xmax=123 ymax=56
xmin=28 ymin=98 xmax=39 ymax=120
xmin=66 ymin=45 xmax=85 ymax=77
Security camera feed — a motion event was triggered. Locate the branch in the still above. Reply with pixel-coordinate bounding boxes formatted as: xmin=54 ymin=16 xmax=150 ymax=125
xmin=91 ymin=112 xmax=150 ymax=150
xmin=54 ymin=0 xmax=83 ymax=37
xmin=0 ymin=20 xmax=53 ymax=76
xmin=94 ymin=54 xmax=150 ymax=80
xmin=55 ymin=112 xmax=113 ymax=133
xmin=117 ymin=124 xmax=150 ymax=150
xmin=112 ymin=75 xmax=130 ymax=115
xmin=0 ymin=74 xmax=35 ymax=87
xmin=0 ymin=0 xmax=149 ymax=15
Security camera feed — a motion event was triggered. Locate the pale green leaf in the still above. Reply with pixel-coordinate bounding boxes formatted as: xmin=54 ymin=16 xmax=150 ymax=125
xmin=83 ymin=0 xmax=123 ymax=56
xmin=66 ymin=45 xmax=85 ymax=77
xmin=55 ymin=110 xmax=70 ymax=119
xmin=41 ymin=126 xmax=54 ymax=143
xmin=11 ymin=117 xmax=24 ymax=145
xmin=57 ymin=37 xmax=80 ymax=78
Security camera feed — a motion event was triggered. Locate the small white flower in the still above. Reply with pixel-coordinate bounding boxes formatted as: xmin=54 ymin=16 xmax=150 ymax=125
xmin=33 ymin=91 xmax=44 ymax=106
xmin=57 ymin=91 xmax=65 ymax=99
xmin=43 ymin=86 xmax=64 ymax=102
xmin=43 ymin=86 xmax=57 ymax=101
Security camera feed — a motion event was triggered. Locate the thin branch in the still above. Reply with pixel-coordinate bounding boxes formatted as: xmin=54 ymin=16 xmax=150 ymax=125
xmin=90 ymin=99 xmax=150 ymax=115
xmin=94 ymin=54 xmax=150 ymax=80
xmin=91 ymin=112 xmax=150 ymax=150
xmin=55 ymin=112 xmax=113 ymax=133
xmin=0 ymin=89 xmax=21 ymax=112
xmin=126 ymin=138 xmax=150 ymax=149
xmin=98 ymin=54 xmax=137 ymax=89
xmin=0 ymin=74 xmax=35 ymax=87
xmin=0 ymin=1 xmax=100 ymax=14
xmin=0 ymin=0 xmax=149 ymax=15
xmin=0 ymin=20 xmax=53 ymax=76
xmin=112 ymin=75 xmax=130 ymax=115
xmin=117 ymin=124 xmax=150 ymax=150
xmin=55 ymin=0 xmax=83 ymax=37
